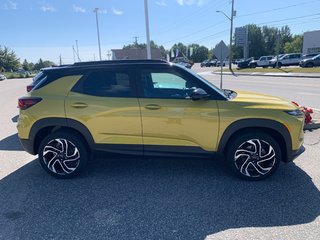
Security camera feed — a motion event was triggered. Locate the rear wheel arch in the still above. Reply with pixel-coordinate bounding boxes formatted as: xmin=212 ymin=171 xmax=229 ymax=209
xmin=217 ymin=119 xmax=292 ymax=162
xmin=30 ymin=118 xmax=94 ymax=154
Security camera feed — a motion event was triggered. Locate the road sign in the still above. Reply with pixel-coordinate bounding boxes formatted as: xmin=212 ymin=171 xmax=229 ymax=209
xmin=235 ymin=27 xmax=247 ymax=47
xmin=214 ymin=40 xmax=229 ymax=61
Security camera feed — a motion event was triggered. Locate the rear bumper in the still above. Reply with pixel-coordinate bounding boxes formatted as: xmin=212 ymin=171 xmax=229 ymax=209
xmin=19 ymin=138 xmax=36 ymax=155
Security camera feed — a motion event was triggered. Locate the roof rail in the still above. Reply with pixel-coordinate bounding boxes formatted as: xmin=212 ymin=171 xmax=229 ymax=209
xmin=73 ymin=59 xmax=167 ymax=66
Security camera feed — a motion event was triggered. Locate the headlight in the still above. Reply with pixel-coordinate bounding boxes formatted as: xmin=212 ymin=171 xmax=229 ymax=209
xmin=284 ymin=110 xmax=304 ymax=117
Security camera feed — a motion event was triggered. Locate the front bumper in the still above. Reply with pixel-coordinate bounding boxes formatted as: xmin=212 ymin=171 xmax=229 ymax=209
xmin=290 ymin=145 xmax=305 ymax=162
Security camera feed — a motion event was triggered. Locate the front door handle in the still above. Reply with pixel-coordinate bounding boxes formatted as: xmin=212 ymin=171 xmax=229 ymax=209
xmin=71 ymin=102 xmax=88 ymax=109
xmin=145 ymin=104 xmax=161 ymax=110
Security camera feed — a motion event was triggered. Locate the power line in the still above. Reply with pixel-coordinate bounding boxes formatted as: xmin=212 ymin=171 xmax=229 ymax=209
xmin=237 ymin=0 xmax=320 ymax=18
xmin=256 ymin=13 xmax=320 ymax=26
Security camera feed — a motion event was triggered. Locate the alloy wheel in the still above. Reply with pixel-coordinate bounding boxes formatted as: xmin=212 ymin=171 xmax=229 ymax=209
xmin=43 ymin=138 xmax=80 ymax=175
xmin=234 ymin=139 xmax=276 ymax=178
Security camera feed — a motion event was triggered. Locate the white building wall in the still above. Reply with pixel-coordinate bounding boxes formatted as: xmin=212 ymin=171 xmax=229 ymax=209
xmin=303 ymin=30 xmax=320 ymax=54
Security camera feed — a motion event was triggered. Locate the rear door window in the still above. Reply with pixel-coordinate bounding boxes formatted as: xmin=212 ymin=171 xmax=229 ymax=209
xmin=73 ymin=70 xmax=136 ymax=97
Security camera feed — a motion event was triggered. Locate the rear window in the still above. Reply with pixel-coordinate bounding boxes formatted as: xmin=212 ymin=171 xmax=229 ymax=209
xmin=32 ymin=71 xmax=46 ymax=84
xmin=32 ymin=71 xmax=62 ymax=91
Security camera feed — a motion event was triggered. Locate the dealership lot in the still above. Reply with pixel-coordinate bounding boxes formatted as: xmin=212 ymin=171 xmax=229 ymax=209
xmin=0 ymin=77 xmax=319 ymax=239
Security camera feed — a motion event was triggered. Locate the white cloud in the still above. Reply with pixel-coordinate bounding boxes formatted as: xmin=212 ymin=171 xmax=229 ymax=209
xmin=176 ymin=0 xmax=206 ymax=6
xmin=3 ymin=0 xmax=17 ymax=10
xmin=73 ymin=5 xmax=87 ymax=13
xmin=101 ymin=9 xmax=108 ymax=15
xmin=156 ymin=0 xmax=168 ymax=7
xmin=112 ymin=7 xmax=123 ymax=15
xmin=41 ymin=3 xmax=56 ymax=12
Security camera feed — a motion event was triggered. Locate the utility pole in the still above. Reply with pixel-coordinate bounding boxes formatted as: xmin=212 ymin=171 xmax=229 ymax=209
xmin=276 ymin=30 xmax=280 ymax=68
xmin=133 ymin=36 xmax=139 ymax=45
xmin=94 ymin=8 xmax=102 ymax=61
xmin=216 ymin=0 xmax=235 ymax=71
xmin=75 ymin=40 xmax=81 ymax=62
xmin=229 ymin=0 xmax=235 ymax=70
xmin=72 ymin=45 xmax=76 ymax=63
xmin=144 ymin=0 xmax=151 ymax=59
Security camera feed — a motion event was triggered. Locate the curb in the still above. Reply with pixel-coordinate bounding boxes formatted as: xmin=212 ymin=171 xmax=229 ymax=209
xmin=212 ymin=71 xmax=320 ymax=79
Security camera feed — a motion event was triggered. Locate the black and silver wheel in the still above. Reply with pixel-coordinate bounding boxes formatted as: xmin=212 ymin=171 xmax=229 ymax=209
xmin=39 ymin=132 xmax=88 ymax=178
xmin=226 ymin=132 xmax=281 ymax=180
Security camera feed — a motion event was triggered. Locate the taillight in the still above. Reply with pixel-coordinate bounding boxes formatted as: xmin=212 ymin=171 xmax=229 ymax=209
xmin=26 ymin=85 xmax=33 ymax=92
xmin=18 ymin=97 xmax=42 ymax=110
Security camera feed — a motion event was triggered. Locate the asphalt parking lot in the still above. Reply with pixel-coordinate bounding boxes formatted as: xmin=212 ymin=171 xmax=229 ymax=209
xmin=1 ymin=77 xmax=319 ymax=240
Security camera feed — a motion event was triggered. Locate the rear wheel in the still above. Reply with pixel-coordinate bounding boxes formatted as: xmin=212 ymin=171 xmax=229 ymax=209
xmin=226 ymin=132 xmax=281 ymax=180
xmin=38 ymin=131 xmax=88 ymax=178
xmin=306 ymin=62 xmax=314 ymax=68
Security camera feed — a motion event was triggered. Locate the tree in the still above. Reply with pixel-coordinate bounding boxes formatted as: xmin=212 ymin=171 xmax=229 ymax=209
xmin=0 ymin=46 xmax=21 ymax=71
xmin=188 ymin=44 xmax=209 ymax=62
xmin=262 ymin=26 xmax=278 ymax=55
xmin=22 ymin=59 xmax=31 ymax=71
xmin=247 ymin=24 xmax=266 ymax=58
xmin=284 ymin=35 xmax=303 ymax=53
xmin=33 ymin=59 xmax=54 ymax=70
xmin=123 ymin=40 xmax=167 ymax=59
xmin=170 ymin=42 xmax=187 ymax=60
xmin=280 ymin=25 xmax=292 ymax=53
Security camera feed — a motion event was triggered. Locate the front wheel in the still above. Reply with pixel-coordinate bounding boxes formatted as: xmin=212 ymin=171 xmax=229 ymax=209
xmin=226 ymin=132 xmax=281 ymax=180
xmin=38 ymin=131 xmax=88 ymax=178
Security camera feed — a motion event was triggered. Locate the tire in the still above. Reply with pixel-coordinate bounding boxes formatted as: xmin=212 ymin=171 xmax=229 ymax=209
xmin=250 ymin=63 xmax=257 ymax=68
xmin=38 ymin=131 xmax=88 ymax=179
xmin=306 ymin=62 xmax=314 ymax=68
xmin=226 ymin=132 xmax=281 ymax=181
xmin=277 ymin=62 xmax=282 ymax=68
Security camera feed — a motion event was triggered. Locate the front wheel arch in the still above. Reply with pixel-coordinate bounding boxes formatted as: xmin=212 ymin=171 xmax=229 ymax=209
xmin=217 ymin=119 xmax=291 ymax=162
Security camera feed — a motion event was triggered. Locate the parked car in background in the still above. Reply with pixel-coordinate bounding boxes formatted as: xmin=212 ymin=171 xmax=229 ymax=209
xmin=200 ymin=59 xmax=217 ymax=67
xmin=216 ymin=60 xmax=226 ymax=67
xmin=208 ymin=59 xmax=218 ymax=67
xmin=302 ymin=53 xmax=320 ymax=59
xmin=237 ymin=58 xmax=253 ymax=69
xmin=172 ymin=57 xmax=194 ymax=69
xmin=269 ymin=53 xmax=302 ymax=68
xmin=249 ymin=56 xmax=273 ymax=68
xmin=299 ymin=54 xmax=320 ymax=68
xmin=0 ymin=74 xmax=6 ymax=81
xmin=200 ymin=59 xmax=210 ymax=67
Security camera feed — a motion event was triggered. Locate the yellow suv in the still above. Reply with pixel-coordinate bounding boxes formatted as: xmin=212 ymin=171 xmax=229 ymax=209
xmin=17 ymin=60 xmax=305 ymax=180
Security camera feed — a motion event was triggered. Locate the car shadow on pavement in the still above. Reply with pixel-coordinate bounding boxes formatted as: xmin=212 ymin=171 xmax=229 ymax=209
xmin=0 ymin=133 xmax=23 ymax=151
xmin=0 ymin=157 xmax=319 ymax=239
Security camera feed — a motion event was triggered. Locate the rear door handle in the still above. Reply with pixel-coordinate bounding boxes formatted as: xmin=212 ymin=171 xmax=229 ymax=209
xmin=145 ymin=104 xmax=161 ymax=110
xmin=71 ymin=102 xmax=88 ymax=109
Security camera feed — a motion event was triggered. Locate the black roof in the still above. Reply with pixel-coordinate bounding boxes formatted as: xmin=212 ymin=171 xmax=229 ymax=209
xmin=43 ymin=59 xmax=169 ymax=73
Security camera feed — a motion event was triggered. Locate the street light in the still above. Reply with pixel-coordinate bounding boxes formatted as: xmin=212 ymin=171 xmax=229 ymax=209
xmin=216 ymin=0 xmax=235 ymax=71
xmin=144 ymin=0 xmax=151 ymax=59
xmin=94 ymin=8 xmax=102 ymax=61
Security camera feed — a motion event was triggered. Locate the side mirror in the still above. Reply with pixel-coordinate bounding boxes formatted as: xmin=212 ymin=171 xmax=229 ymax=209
xmin=191 ymin=88 xmax=208 ymax=101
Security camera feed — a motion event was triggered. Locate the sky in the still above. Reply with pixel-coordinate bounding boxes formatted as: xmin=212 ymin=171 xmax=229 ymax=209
xmin=1 ymin=0 xmax=320 ymax=64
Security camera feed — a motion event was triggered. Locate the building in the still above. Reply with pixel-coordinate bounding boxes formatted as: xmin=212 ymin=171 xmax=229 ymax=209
xmin=111 ymin=48 xmax=164 ymax=60
xmin=303 ymin=30 xmax=320 ymax=54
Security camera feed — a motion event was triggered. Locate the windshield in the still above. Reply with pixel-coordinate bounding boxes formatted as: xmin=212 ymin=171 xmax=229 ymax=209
xmin=312 ymin=54 xmax=320 ymax=59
